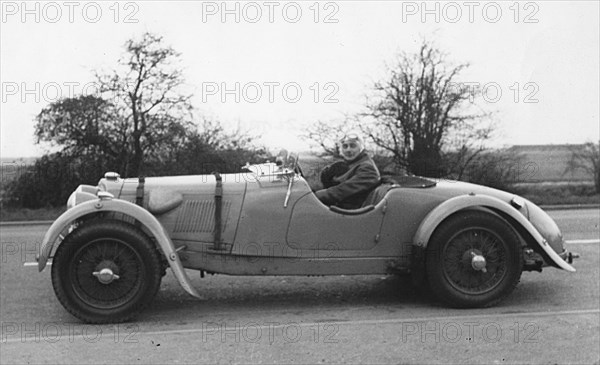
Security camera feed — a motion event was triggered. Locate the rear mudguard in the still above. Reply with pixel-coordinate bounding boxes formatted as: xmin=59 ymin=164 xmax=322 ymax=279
xmin=412 ymin=194 xmax=575 ymax=272
xmin=38 ymin=197 xmax=202 ymax=298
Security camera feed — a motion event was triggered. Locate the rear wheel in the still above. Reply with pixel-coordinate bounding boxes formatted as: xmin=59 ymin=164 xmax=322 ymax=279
xmin=51 ymin=220 xmax=162 ymax=323
xmin=426 ymin=211 xmax=523 ymax=308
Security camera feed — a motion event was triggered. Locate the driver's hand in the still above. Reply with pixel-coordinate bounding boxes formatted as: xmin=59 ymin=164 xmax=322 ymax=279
xmin=315 ymin=189 xmax=333 ymax=205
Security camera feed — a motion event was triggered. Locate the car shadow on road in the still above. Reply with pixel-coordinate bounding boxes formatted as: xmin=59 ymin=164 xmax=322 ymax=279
xmin=147 ymin=274 xmax=432 ymax=319
xmin=143 ymin=268 xmax=588 ymax=323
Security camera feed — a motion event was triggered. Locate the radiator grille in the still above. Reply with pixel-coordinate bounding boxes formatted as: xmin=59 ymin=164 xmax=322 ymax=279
xmin=174 ymin=200 xmax=231 ymax=233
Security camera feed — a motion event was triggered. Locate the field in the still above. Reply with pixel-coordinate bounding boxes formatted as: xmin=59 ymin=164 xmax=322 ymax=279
xmin=508 ymin=144 xmax=592 ymax=183
xmin=505 ymin=145 xmax=599 ymax=205
xmin=513 ymin=182 xmax=599 ymax=206
xmin=0 ymin=206 xmax=66 ymax=222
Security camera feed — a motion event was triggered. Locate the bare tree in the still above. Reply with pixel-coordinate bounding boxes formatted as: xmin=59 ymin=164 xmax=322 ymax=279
xmin=565 ymin=142 xmax=600 ymax=193
xmin=362 ymin=40 xmax=490 ymax=177
xmin=442 ymin=119 xmax=495 ymax=180
xmin=95 ymin=32 xmax=193 ymax=176
xmin=304 ymin=119 xmax=350 ymax=158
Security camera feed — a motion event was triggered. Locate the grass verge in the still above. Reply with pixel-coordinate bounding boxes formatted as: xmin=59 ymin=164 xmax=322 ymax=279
xmin=0 ymin=206 xmax=66 ymax=222
xmin=513 ymin=182 xmax=599 ymax=206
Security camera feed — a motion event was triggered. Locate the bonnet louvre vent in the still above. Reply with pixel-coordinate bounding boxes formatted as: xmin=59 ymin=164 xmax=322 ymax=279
xmin=174 ymin=200 xmax=231 ymax=233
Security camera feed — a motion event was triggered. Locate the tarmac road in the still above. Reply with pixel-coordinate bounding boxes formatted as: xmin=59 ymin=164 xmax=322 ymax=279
xmin=0 ymin=208 xmax=598 ymax=364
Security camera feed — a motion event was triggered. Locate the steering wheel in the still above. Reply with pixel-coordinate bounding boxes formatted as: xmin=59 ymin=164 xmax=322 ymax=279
xmin=294 ymin=160 xmax=304 ymax=177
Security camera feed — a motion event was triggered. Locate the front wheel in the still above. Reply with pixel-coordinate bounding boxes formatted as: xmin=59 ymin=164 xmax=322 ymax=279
xmin=51 ymin=220 xmax=162 ymax=323
xmin=426 ymin=211 xmax=523 ymax=308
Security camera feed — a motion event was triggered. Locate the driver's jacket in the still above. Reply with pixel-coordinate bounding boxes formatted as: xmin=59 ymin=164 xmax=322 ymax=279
xmin=315 ymin=152 xmax=381 ymax=209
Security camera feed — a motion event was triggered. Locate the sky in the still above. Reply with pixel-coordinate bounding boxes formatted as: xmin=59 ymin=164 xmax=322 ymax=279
xmin=1 ymin=0 xmax=599 ymax=158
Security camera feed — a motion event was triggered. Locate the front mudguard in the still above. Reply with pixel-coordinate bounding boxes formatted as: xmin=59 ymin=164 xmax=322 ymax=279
xmin=412 ymin=194 xmax=576 ymax=272
xmin=38 ymin=197 xmax=202 ymax=298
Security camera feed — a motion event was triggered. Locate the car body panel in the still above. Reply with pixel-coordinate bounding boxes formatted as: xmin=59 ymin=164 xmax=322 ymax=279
xmin=287 ymin=191 xmax=385 ymax=252
xmin=120 ymin=174 xmax=246 ymax=250
xmin=230 ymin=174 xmax=299 ymax=256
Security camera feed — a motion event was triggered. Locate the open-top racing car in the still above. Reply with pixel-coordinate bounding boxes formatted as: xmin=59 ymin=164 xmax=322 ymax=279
xmin=37 ymin=151 xmax=578 ymax=323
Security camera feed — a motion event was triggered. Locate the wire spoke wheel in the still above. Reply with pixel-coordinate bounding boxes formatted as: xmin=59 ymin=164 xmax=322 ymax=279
xmin=426 ymin=211 xmax=523 ymax=308
xmin=52 ymin=220 xmax=162 ymax=323
xmin=71 ymin=238 xmax=144 ymax=309
xmin=442 ymin=228 xmax=508 ymax=295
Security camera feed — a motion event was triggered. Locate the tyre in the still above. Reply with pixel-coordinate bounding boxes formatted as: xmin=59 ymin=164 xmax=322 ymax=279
xmin=51 ymin=220 xmax=162 ymax=323
xmin=426 ymin=211 xmax=523 ymax=308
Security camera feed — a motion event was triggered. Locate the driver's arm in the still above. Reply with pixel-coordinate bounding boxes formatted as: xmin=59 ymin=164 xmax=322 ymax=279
xmin=315 ymin=163 xmax=380 ymax=205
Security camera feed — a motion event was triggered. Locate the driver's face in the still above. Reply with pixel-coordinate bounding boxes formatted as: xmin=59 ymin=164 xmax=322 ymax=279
xmin=340 ymin=141 xmax=362 ymax=161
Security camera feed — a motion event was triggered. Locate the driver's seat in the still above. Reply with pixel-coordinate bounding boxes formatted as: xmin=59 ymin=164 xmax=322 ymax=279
xmin=362 ymin=183 xmax=398 ymax=207
xmin=328 ymin=182 xmax=398 ymax=215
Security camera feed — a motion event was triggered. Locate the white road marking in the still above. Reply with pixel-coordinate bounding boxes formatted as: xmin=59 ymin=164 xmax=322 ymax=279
xmin=23 ymin=261 xmax=51 ymax=267
xmin=566 ymin=239 xmax=600 ymax=245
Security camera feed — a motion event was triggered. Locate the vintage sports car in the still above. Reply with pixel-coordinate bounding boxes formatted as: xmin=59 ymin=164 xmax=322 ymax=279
xmin=38 ymin=151 xmax=578 ymax=323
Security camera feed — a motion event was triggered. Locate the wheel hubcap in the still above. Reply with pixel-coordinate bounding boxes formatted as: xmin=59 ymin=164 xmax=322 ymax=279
xmin=92 ymin=267 xmax=120 ymax=284
xmin=470 ymin=251 xmax=487 ymax=273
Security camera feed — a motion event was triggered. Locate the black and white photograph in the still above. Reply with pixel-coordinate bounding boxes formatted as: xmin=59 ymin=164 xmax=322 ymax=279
xmin=1 ymin=1 xmax=599 ymax=364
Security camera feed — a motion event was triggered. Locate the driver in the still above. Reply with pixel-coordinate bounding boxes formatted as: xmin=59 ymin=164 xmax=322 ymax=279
xmin=315 ymin=132 xmax=381 ymax=209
